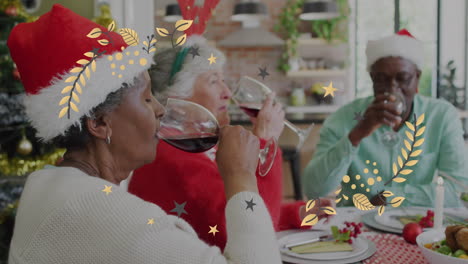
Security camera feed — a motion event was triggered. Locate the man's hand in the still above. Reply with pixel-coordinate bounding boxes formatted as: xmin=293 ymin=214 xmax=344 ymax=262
xmin=349 ymin=94 xmax=403 ymax=146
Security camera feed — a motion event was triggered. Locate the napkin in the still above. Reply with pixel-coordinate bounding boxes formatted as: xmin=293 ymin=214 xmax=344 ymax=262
xmin=290 ymin=241 xmax=353 ymax=254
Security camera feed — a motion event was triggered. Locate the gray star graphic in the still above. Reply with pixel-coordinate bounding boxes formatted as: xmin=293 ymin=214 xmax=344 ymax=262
xmin=170 ymin=201 xmax=188 ymax=217
xmin=189 ymin=46 xmax=200 ymax=58
xmin=258 ymin=66 xmax=269 ymax=80
xmin=353 ymin=111 xmax=364 ymax=121
xmin=245 ymin=198 xmax=256 ymax=211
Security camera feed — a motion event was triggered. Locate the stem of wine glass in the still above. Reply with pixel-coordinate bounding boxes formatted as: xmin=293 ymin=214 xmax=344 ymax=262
xmin=284 ymin=120 xmax=315 ymax=150
xmin=257 ymin=138 xmax=277 ymax=177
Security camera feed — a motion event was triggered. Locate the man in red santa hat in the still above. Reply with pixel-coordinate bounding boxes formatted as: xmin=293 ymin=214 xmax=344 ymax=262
xmin=303 ymin=29 xmax=467 ymax=208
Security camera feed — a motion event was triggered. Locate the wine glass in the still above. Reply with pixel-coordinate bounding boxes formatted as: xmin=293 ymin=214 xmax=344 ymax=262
xmin=380 ymin=92 xmax=407 ymax=146
xmin=233 ymin=76 xmax=315 ymax=150
xmin=158 ymin=98 xmax=277 ymax=176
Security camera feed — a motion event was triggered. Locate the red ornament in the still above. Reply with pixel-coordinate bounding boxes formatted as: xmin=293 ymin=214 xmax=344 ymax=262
xmin=5 ymin=5 xmax=18 ymax=17
xmin=12 ymin=68 xmax=21 ymax=80
xmin=402 ymin=223 xmax=423 ymax=244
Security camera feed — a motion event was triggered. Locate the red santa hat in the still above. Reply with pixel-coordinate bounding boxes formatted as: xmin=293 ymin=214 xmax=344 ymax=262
xmin=7 ymin=4 xmax=155 ymax=141
xmin=366 ymin=29 xmax=424 ymax=71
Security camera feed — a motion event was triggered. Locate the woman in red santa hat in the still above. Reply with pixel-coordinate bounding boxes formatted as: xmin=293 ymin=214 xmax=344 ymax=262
xmin=8 ymin=4 xmax=283 ymax=263
xmin=128 ymin=0 xmax=333 ymax=251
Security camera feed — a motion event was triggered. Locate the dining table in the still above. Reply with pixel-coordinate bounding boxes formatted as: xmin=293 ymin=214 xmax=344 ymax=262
xmin=277 ymin=206 xmax=468 ymax=264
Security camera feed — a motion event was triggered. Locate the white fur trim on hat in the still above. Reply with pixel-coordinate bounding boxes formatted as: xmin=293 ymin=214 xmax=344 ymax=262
xmin=366 ymin=34 xmax=424 ymax=71
xmin=24 ymin=45 xmax=154 ymax=141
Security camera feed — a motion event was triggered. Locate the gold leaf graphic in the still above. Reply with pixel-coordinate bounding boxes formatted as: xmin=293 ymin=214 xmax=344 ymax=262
xmin=400 ymin=169 xmax=413 ymax=175
xmin=416 ymin=126 xmax=426 ymax=137
xmin=59 ymin=107 xmax=69 ymax=118
xmin=87 ymin=28 xmax=102 ymax=38
xmin=392 ymin=163 xmax=397 ymax=176
xmin=401 ymin=148 xmax=408 ymax=160
xmin=352 ymin=193 xmax=375 ymax=211
xmin=84 ymin=52 xmax=95 ymax=58
xmin=398 ymin=156 xmax=403 ymax=168
xmin=175 ymin=34 xmax=187 ymax=47
xmin=404 ymin=140 xmax=411 ymax=151
xmin=393 ymin=177 xmax=406 ymax=183
xmin=77 ymin=59 xmax=89 ymax=65
xmin=301 ymin=214 xmax=318 ymax=226
xmin=85 ymin=67 xmax=90 ymax=79
xmin=416 ymin=114 xmax=425 ymax=126
xmin=59 ymin=96 xmax=70 ymax=106
xmin=119 ymin=28 xmax=140 ymax=46
xmin=335 ymin=188 xmax=342 ymax=195
xmin=80 ymin=75 xmax=86 ymax=86
xmin=72 ymin=92 xmax=80 ymax=103
xmin=410 ymin=149 xmax=422 ymax=157
xmin=343 ymin=194 xmax=349 ymax=200
xmin=391 ymin=197 xmax=405 ymax=207
xmin=65 ymin=76 xmax=77 ymax=83
xmin=321 ymin=206 xmax=336 ymax=215
xmin=61 ymin=86 xmax=73 ymax=94
xmin=70 ymin=67 xmax=82 ymax=73
xmin=406 ymin=121 xmax=415 ymax=131
xmin=156 ymin=27 xmax=170 ymax=36
xmin=382 ymin=191 xmax=394 ymax=197
xmin=406 ymin=160 xmax=419 ymax=166
xmin=76 ymin=83 xmax=82 ymax=94
xmin=175 ymin=19 xmax=193 ymax=31
xmin=98 ymin=39 xmax=110 ymax=46
xmin=70 ymin=102 xmax=79 ymax=112
xmin=414 ymin=138 xmax=424 ymax=147
xmin=335 ymin=197 xmax=342 ymax=203
xmin=305 ymin=199 xmax=316 ymax=212
xmin=405 ymin=131 xmax=414 ymax=141
xmin=143 ymin=40 xmax=148 ymax=46
xmin=149 ymin=47 xmax=156 ymax=53
xmin=107 ymin=20 xmax=116 ymax=32
xmin=378 ymin=205 xmax=385 ymax=216
xmin=91 ymin=61 xmax=96 ymax=72
xmin=150 ymin=38 xmax=157 ymax=45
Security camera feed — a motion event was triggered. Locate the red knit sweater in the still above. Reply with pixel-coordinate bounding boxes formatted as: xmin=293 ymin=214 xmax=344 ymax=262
xmin=129 ymin=140 xmax=305 ymax=250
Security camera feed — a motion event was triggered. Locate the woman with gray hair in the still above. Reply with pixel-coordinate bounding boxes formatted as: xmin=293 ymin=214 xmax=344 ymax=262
xmin=128 ymin=36 xmax=322 ymax=251
xmin=7 ymin=5 xmax=282 ymax=263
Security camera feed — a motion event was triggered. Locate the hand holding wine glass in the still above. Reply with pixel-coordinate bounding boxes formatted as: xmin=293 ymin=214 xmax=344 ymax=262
xmin=349 ymin=93 xmax=404 ymax=146
xmin=217 ymin=126 xmax=260 ymax=200
xmin=250 ymin=93 xmax=285 ymax=141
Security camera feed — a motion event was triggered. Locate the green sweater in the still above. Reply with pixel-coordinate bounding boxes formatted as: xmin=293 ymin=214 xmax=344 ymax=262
xmin=303 ymin=94 xmax=468 ymax=207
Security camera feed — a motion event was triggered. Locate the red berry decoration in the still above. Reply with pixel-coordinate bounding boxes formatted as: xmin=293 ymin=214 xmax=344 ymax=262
xmin=418 ymin=210 xmax=435 ymax=228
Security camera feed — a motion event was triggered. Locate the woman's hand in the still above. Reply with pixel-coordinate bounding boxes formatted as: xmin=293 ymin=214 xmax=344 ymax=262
xmin=251 ymin=93 xmax=285 ymax=140
xmin=299 ymin=198 xmax=336 ymax=224
xmin=216 ymin=125 xmax=260 ymax=200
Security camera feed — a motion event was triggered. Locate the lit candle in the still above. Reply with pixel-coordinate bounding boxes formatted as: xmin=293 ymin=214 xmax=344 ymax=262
xmin=434 ymin=176 xmax=444 ymax=229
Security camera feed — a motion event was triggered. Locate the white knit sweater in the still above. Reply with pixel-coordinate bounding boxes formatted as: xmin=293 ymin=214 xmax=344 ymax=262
xmin=9 ymin=166 xmax=282 ymax=263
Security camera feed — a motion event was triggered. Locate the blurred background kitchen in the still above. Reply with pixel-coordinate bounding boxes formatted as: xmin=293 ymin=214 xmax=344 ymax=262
xmin=0 ymin=0 xmax=467 ymax=260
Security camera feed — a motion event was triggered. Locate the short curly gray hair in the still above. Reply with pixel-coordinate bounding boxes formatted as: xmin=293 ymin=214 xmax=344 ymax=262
xmin=149 ymin=36 xmax=226 ymax=102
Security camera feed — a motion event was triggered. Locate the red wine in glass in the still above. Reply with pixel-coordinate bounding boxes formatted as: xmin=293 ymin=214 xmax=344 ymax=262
xmin=162 ymin=133 xmax=218 ymax=153
xmin=238 ymin=104 xmax=261 ymax=118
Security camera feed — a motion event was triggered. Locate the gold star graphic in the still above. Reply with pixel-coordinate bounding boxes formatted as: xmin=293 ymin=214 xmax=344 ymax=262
xmin=322 ymin=82 xmax=338 ymax=98
xmin=102 ymin=185 xmax=112 ymax=195
xmin=147 ymin=218 xmax=155 ymax=225
xmin=208 ymin=225 xmax=219 ymax=236
xmin=207 ymin=53 xmax=217 ymax=65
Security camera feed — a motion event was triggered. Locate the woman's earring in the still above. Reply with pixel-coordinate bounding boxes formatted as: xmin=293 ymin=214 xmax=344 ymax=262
xmin=106 ymin=136 xmax=111 ymax=145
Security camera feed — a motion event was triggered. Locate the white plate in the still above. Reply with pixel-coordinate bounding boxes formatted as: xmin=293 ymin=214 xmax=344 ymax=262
xmin=417 ymin=229 xmax=468 ymax=264
xmin=361 ymin=211 xmax=402 ymax=234
xmin=374 ymin=207 xmax=428 ymax=230
xmin=278 ymin=232 xmax=368 ymax=261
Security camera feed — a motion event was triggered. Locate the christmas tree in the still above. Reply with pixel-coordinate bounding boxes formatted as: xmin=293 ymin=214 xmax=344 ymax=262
xmin=0 ymin=0 xmax=63 ymax=260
